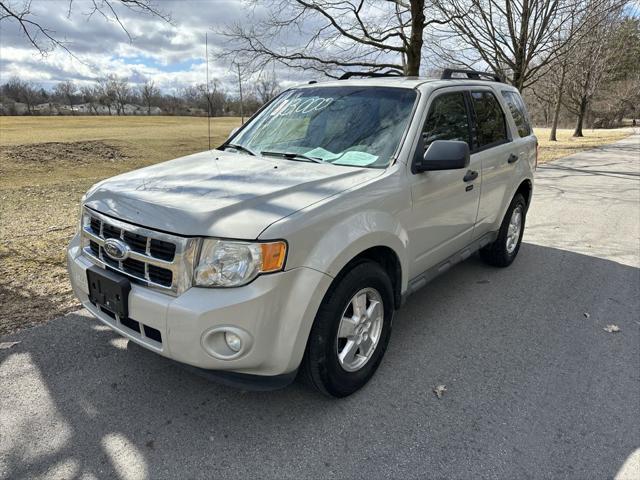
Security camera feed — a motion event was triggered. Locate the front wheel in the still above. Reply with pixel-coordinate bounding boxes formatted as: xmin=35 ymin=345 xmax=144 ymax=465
xmin=480 ymin=193 xmax=527 ymax=267
xmin=301 ymin=261 xmax=394 ymax=397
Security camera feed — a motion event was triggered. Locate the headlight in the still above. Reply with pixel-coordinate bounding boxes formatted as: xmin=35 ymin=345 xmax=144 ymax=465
xmin=194 ymin=239 xmax=287 ymax=287
xmin=77 ymin=205 xmax=90 ymax=233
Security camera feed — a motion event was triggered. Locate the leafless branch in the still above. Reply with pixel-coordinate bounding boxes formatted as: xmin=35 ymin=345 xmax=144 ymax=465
xmin=0 ymin=0 xmax=170 ymax=56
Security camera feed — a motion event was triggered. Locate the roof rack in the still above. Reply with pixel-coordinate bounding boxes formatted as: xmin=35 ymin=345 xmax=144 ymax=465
xmin=339 ymin=70 xmax=404 ymax=80
xmin=441 ymin=68 xmax=503 ymax=83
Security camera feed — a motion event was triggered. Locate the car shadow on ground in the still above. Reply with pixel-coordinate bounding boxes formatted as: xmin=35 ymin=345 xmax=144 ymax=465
xmin=1 ymin=242 xmax=638 ymax=479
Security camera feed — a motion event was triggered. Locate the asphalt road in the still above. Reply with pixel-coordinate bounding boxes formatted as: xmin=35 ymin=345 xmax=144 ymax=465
xmin=1 ymin=135 xmax=639 ymax=480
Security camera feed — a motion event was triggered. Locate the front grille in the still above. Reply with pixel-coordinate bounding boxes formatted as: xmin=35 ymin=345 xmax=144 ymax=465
xmin=123 ymin=231 xmax=148 ymax=254
xmin=148 ymin=265 xmax=173 ymax=286
xmin=80 ymin=207 xmax=199 ymax=295
xmin=150 ymin=239 xmax=176 ymax=261
xmin=89 ymin=240 xmax=99 ymax=256
xmin=123 ymin=258 xmax=146 ymax=278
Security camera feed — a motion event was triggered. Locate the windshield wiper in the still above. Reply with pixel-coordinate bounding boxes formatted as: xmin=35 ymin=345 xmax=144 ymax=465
xmin=261 ymin=151 xmax=325 ymax=164
xmin=220 ymin=143 xmax=257 ymax=156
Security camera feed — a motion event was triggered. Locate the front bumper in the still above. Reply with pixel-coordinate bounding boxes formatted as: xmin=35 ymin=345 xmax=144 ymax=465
xmin=67 ymin=234 xmax=333 ymax=377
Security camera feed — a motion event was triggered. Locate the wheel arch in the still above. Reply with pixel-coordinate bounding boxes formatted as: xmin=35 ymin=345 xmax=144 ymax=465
xmin=329 ymin=245 xmax=403 ymax=310
xmin=515 ymin=179 xmax=533 ymax=209
xmin=497 ymin=177 xmax=534 ymax=223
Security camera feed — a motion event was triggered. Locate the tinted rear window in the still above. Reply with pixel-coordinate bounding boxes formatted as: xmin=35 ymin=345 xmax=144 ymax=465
xmin=470 ymin=91 xmax=508 ymax=148
xmin=501 ymin=91 xmax=532 ymax=137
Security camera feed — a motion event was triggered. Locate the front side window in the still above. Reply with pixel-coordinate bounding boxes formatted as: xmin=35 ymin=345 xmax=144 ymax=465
xmin=228 ymin=86 xmax=417 ymax=168
xmin=422 ymin=92 xmax=470 ymax=147
xmin=470 ymin=91 xmax=508 ymax=148
xmin=501 ymin=91 xmax=532 ymax=137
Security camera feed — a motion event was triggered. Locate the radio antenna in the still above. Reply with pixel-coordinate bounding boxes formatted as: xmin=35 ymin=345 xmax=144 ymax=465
xmin=237 ymin=63 xmax=244 ymax=124
xmin=205 ymin=32 xmax=211 ymax=150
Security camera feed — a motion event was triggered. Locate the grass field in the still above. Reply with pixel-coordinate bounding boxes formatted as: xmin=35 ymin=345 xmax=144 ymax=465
xmin=0 ymin=116 xmax=240 ymax=334
xmin=0 ymin=116 xmax=632 ymax=334
xmin=534 ymin=127 xmax=632 ymax=163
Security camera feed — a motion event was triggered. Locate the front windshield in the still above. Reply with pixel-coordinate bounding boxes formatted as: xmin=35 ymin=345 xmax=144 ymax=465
xmin=228 ymin=86 xmax=417 ymax=168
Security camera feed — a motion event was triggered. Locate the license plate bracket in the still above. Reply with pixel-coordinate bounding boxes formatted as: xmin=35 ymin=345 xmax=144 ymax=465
xmin=87 ymin=266 xmax=131 ymax=319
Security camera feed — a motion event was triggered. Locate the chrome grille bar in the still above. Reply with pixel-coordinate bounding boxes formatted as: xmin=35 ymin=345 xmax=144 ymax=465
xmin=80 ymin=207 xmax=199 ymax=296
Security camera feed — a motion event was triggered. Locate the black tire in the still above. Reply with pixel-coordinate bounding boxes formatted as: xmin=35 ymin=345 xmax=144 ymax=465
xmin=480 ymin=193 xmax=527 ymax=267
xmin=301 ymin=261 xmax=394 ymax=398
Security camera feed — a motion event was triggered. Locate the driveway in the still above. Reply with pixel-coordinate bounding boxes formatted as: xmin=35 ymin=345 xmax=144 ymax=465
xmin=1 ymin=135 xmax=639 ymax=480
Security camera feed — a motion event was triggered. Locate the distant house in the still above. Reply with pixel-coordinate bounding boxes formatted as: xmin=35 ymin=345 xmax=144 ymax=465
xmin=28 ymin=102 xmax=164 ymax=116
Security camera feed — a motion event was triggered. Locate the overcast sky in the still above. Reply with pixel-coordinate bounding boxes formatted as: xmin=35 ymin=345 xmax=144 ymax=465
xmin=0 ymin=0 xmax=309 ymax=94
xmin=2 ymin=0 xmax=639 ymax=95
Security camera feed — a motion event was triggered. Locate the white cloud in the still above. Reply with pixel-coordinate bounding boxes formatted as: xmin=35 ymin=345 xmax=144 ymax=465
xmin=0 ymin=0 xmax=308 ymax=93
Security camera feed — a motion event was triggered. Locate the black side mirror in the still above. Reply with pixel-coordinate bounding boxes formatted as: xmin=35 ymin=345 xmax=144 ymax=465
xmin=413 ymin=140 xmax=470 ymax=173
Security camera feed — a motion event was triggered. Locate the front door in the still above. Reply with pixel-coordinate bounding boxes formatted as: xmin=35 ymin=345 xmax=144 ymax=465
xmin=406 ymin=88 xmax=481 ymax=279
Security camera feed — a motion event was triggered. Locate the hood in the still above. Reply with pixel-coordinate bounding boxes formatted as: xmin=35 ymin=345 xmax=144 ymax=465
xmin=84 ymin=149 xmax=383 ymax=239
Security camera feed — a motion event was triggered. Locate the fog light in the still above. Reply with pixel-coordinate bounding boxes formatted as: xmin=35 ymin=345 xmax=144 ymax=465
xmin=201 ymin=326 xmax=252 ymax=360
xmin=225 ymin=331 xmax=242 ymax=352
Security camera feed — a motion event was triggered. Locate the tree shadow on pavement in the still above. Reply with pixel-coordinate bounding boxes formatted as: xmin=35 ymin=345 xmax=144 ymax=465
xmin=1 ymin=242 xmax=638 ymax=480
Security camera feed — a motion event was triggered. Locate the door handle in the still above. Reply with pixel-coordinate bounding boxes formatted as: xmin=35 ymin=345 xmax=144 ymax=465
xmin=463 ymin=170 xmax=478 ymax=182
xmin=508 ymin=154 xmax=519 ymax=164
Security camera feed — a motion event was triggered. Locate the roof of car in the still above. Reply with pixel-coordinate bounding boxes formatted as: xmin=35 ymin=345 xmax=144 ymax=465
xmin=295 ymin=76 xmax=517 ymax=91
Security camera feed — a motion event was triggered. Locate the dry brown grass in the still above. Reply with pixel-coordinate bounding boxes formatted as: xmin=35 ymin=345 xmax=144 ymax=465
xmin=534 ymin=127 xmax=633 ymax=164
xmin=0 ymin=117 xmax=631 ymax=335
xmin=0 ymin=116 xmax=240 ymax=334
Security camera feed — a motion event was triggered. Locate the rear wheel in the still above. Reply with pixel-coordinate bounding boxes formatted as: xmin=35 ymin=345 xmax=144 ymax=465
xmin=301 ymin=261 xmax=394 ymax=397
xmin=480 ymin=193 xmax=527 ymax=267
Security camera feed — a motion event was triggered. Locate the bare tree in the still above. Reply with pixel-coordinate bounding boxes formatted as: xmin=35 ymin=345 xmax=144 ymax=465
xmin=560 ymin=2 xmax=629 ymax=137
xmin=255 ymin=72 xmax=281 ymax=104
xmin=81 ymin=85 xmax=101 ymax=114
xmin=546 ymin=15 xmax=580 ymax=141
xmin=222 ymin=0 xmax=454 ymax=77
xmin=0 ymin=0 xmax=170 ymax=57
xmin=158 ymin=94 xmax=184 ymax=115
xmin=2 ymin=77 xmax=40 ymax=114
xmin=528 ymin=81 xmax=555 ymax=126
xmin=139 ymin=80 xmax=159 ymax=115
xmin=432 ymin=0 xmax=625 ymax=91
xmin=54 ymin=80 xmax=77 ymax=113
xmin=112 ymin=76 xmax=131 ymax=115
xmin=591 ymin=75 xmax=640 ymax=127
xmin=549 ymin=63 xmax=569 ymax=140
xmin=21 ymin=82 xmax=40 ymax=114
xmin=196 ymin=79 xmax=224 ymax=116
xmin=588 ymin=17 xmax=640 ymax=128
xmin=97 ymin=75 xmax=117 ymax=115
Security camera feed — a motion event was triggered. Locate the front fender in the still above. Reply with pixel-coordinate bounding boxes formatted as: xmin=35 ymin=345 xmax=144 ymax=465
xmin=260 ymin=166 xmax=412 ymax=297
xmin=283 ymin=209 xmax=410 ymax=293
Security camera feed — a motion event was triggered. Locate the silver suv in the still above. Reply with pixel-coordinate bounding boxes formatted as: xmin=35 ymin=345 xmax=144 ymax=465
xmin=67 ymin=69 xmax=536 ymax=397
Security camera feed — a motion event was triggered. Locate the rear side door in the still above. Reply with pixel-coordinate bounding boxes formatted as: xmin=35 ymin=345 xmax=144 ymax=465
xmin=501 ymin=89 xmax=537 ymax=174
xmin=467 ymin=89 xmax=515 ymax=238
xmin=406 ymin=88 xmax=481 ymax=278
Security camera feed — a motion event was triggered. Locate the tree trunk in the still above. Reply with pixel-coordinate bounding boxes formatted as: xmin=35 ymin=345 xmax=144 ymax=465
xmin=405 ymin=0 xmax=425 ymax=76
xmin=549 ymin=62 xmax=567 ymax=142
xmin=512 ymin=66 xmax=525 ymax=91
xmin=573 ymin=96 xmax=588 ymax=137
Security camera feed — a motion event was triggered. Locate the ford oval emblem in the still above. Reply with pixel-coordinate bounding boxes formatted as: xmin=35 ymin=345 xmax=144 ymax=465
xmin=103 ymin=238 xmax=130 ymax=261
